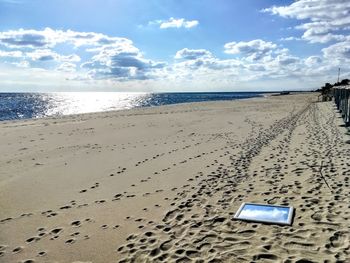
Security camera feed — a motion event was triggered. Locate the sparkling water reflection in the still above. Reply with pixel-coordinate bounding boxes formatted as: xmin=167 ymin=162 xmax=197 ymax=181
xmin=43 ymin=92 xmax=151 ymax=116
xmin=0 ymin=92 xmax=265 ymax=121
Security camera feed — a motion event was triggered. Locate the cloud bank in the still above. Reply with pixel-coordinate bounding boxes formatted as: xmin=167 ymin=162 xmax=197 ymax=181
xmin=264 ymin=0 xmax=350 ymax=44
xmin=0 ymin=10 xmax=349 ymax=92
xmin=149 ymin=18 xmax=199 ymax=29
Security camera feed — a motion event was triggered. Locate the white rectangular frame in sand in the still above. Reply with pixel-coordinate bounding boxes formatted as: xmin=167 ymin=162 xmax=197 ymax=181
xmin=233 ymin=202 xmax=294 ymax=226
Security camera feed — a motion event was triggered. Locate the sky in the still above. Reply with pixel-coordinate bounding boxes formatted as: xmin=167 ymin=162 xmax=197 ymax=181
xmin=0 ymin=0 xmax=349 ymax=92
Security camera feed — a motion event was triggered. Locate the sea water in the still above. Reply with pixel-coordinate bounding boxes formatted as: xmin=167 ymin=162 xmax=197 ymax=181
xmin=0 ymin=92 xmax=265 ymax=121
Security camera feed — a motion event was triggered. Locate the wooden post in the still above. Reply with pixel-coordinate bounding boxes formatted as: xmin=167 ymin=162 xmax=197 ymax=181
xmin=346 ymin=90 xmax=348 ymax=123
xmin=334 ymin=87 xmax=350 ymax=126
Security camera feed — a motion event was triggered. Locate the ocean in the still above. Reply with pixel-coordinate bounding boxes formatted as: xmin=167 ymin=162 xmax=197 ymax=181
xmin=0 ymin=92 xmax=266 ymax=121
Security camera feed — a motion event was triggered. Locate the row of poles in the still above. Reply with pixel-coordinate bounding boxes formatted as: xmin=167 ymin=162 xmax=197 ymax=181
xmin=333 ymin=87 xmax=350 ymax=127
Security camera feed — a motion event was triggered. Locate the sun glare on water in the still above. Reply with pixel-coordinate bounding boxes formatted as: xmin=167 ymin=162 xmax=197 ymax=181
xmin=42 ymin=92 xmax=151 ymax=117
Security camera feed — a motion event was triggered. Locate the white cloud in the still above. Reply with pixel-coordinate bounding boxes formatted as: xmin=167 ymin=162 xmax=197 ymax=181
xmin=0 ymin=50 xmax=23 ymax=57
xmin=260 ymin=0 xmax=350 ymax=84
xmin=0 ymin=27 xmax=348 ymax=91
xmin=26 ymin=49 xmax=58 ymax=61
xmin=0 ymin=28 xmax=310 ymax=89
xmin=85 ymin=40 xmax=138 ymax=54
xmin=0 ymin=29 xmax=51 ymax=48
xmin=224 ymin=39 xmax=277 ymax=61
xmin=26 ymin=49 xmax=81 ymax=62
xmin=12 ymin=60 xmax=29 ymax=68
xmin=276 ymin=54 xmax=300 ymax=66
xmin=296 ymin=22 xmax=347 ymax=43
xmin=175 ymin=48 xmax=212 ymax=60
xmin=174 ymin=57 xmax=240 ymax=72
xmin=322 ymin=41 xmax=350 ymax=60
xmin=81 ymin=44 xmax=167 ymax=81
xmin=280 ymin=36 xmax=301 ymax=41
xmin=263 ymin=0 xmax=350 ymax=21
xmin=0 ymin=28 xmax=132 ymax=49
xmin=57 ymin=62 xmax=76 ymax=72
xmin=64 ymin=30 xmax=131 ymax=48
xmin=305 ymin=56 xmax=322 ymax=66
xmin=264 ymin=0 xmax=350 ymax=43
xmin=0 ymin=28 xmax=166 ymax=81
xmin=173 ymin=47 xmax=243 ymax=74
xmin=149 ymin=17 xmax=199 ymax=29
xmin=61 ymin=54 xmax=81 ymax=63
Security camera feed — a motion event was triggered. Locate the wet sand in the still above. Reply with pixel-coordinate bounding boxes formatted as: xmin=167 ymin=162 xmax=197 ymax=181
xmin=0 ymin=93 xmax=349 ymax=263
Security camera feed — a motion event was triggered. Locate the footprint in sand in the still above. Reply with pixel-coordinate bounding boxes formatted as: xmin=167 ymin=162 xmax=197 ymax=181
xmin=12 ymin=246 xmax=23 ymax=254
xmin=37 ymin=251 xmax=47 ymax=257
xmin=0 ymin=246 xmax=6 ymax=257
xmin=71 ymin=220 xmax=82 ymax=227
xmin=26 ymin=236 xmax=40 ymax=244
xmin=50 ymin=228 xmax=63 ymax=235
xmin=0 ymin=217 xmax=12 ymax=223
xmin=60 ymin=205 xmax=72 ymax=210
xmin=65 ymin=238 xmax=75 ymax=244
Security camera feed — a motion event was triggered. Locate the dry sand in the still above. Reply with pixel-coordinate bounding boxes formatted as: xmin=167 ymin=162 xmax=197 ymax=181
xmin=0 ymin=93 xmax=349 ymax=263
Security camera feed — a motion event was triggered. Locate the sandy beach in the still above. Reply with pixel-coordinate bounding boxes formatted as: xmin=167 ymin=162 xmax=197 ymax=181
xmin=0 ymin=93 xmax=349 ymax=263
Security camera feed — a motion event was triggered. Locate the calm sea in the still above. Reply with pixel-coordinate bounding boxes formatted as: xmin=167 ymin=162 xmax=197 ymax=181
xmin=0 ymin=92 xmax=265 ymax=121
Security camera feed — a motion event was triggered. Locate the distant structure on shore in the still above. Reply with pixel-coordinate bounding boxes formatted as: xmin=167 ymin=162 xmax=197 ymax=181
xmin=333 ymin=84 xmax=350 ymax=127
xmin=317 ymin=78 xmax=350 ymax=126
xmin=316 ymin=79 xmax=349 ymax=102
xmin=279 ymin=91 xmax=290 ymax=95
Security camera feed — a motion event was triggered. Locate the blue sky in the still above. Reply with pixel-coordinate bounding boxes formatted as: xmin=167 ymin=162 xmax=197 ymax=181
xmin=0 ymin=0 xmax=349 ymax=92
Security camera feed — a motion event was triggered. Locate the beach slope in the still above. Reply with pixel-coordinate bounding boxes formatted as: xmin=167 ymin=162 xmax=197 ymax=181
xmin=0 ymin=93 xmax=349 ymax=262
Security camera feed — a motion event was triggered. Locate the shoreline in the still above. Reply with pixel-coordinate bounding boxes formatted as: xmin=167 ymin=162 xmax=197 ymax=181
xmin=1 ymin=92 xmax=348 ymax=262
xmin=0 ymin=91 xmax=289 ymax=123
